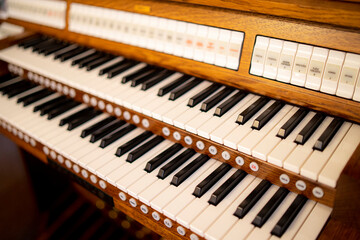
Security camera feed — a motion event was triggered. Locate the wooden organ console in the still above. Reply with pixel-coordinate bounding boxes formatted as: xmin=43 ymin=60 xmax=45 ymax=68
xmin=0 ymin=0 xmax=360 ymax=239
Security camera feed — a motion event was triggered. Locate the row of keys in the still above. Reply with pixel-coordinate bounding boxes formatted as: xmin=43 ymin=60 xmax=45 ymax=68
xmin=0 ymin=35 xmax=359 ymax=188
xmin=250 ymin=36 xmax=360 ymax=101
xmin=7 ymin=0 xmax=66 ymax=29
xmin=69 ymin=3 xmax=244 ymax=70
xmin=0 ymin=78 xmax=332 ymax=240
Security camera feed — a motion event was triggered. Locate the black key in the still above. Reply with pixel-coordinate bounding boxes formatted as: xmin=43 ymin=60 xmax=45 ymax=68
xmin=252 ymin=187 xmax=289 ymax=227
xmin=234 ymin=180 xmax=272 ymax=218
xmin=208 ymin=169 xmax=247 ymax=206
xmin=171 ymin=154 xmax=209 ymax=187
xmin=21 ymin=89 xmax=54 ymax=106
xmin=252 ymin=101 xmax=285 ymax=130
xmin=277 ymin=108 xmax=308 ymax=139
xmin=59 ymin=106 xmax=94 ymax=126
xmin=193 ymin=163 xmax=232 ymax=198
xmin=127 ymin=136 xmax=164 ymax=163
xmin=40 ymin=98 xmax=73 ymax=116
xmin=107 ymin=60 xmax=138 ymax=79
xmin=43 ymin=42 xmax=70 ymax=56
xmin=271 ymin=195 xmax=307 ymax=237
xmin=121 ymin=65 xmax=154 ymax=84
xmin=86 ymin=55 xmax=114 ymax=71
xmin=313 ymin=118 xmax=344 ymax=151
xmin=201 ymin=87 xmax=235 ymax=112
xmin=188 ymin=83 xmax=221 ymax=107
xmin=71 ymin=51 xmax=98 ymax=66
xmin=16 ymin=87 xmax=48 ymax=103
xmin=67 ymin=110 xmax=102 ymax=131
xmin=115 ymin=131 xmax=153 ymax=156
xmin=32 ymin=39 xmax=55 ymax=52
xmin=169 ymin=78 xmax=203 ymax=101
xmin=7 ymin=82 xmax=36 ymax=98
xmin=33 ymin=95 xmax=66 ymax=112
xmin=295 ymin=113 xmax=325 ymax=145
xmin=60 ymin=47 xmax=88 ymax=62
xmin=99 ymin=58 xmax=128 ymax=76
xmin=47 ymin=101 xmax=81 ymax=120
xmin=236 ymin=96 xmax=269 ymax=124
xmin=0 ymin=73 xmax=15 ymax=84
xmin=18 ymin=35 xmax=43 ymax=48
xmin=1 ymin=79 xmax=28 ymax=94
xmin=54 ymin=45 xmax=79 ymax=59
xmin=81 ymin=116 xmax=116 ymax=138
xmin=23 ymin=37 xmax=49 ymax=49
xmin=214 ymin=91 xmax=247 ymax=117
xmin=78 ymin=53 xmax=105 ymax=68
xmin=99 ymin=123 xmax=135 ymax=148
xmin=141 ymin=70 xmax=174 ymax=91
xmin=158 ymin=75 xmax=193 ymax=96
xmin=144 ymin=143 xmax=183 ymax=173
xmin=157 ymin=148 xmax=196 ymax=179
xmin=131 ymin=68 xmax=165 ymax=87
xmin=90 ymin=119 xmax=126 ymax=143
xmin=38 ymin=41 xmax=61 ymax=54
xmin=0 ymin=76 xmax=22 ymax=90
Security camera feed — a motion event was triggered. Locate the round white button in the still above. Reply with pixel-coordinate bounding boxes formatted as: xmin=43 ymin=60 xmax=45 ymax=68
xmin=18 ymin=131 xmax=24 ymax=140
xmin=73 ymin=164 xmax=80 ymax=173
xmin=177 ymin=226 xmax=186 ymax=236
xmin=50 ymin=150 xmax=57 ymax=159
xmin=12 ymin=128 xmax=17 ymax=136
xmin=152 ymin=212 xmax=160 ymax=221
xmin=18 ymin=68 xmax=23 ymax=76
xmin=140 ymin=204 xmax=148 ymax=214
xmin=249 ymin=162 xmax=259 ymax=172
xmin=56 ymin=83 xmax=62 ymax=92
xmin=114 ymin=107 xmax=122 ymax=117
xmin=132 ymin=115 xmax=140 ymax=124
xmin=164 ymin=218 xmax=172 ymax=228
xmin=184 ymin=136 xmax=193 ymax=145
xmin=119 ymin=192 xmax=126 ymax=201
xmin=27 ymin=71 xmax=33 ymax=80
xmin=123 ymin=111 xmax=131 ymax=120
xmin=90 ymin=175 xmax=97 ymax=184
xmin=99 ymin=180 xmax=107 ymax=189
xmin=312 ymin=187 xmax=324 ymax=198
xmin=209 ymin=145 xmax=217 ymax=155
xmin=50 ymin=81 xmax=56 ymax=90
xmin=30 ymin=138 xmax=36 ymax=147
xmin=173 ymin=131 xmax=181 ymax=141
xmin=98 ymin=100 xmax=105 ymax=110
xmin=7 ymin=124 xmax=12 ymax=132
xmin=65 ymin=160 xmax=72 ymax=169
xmin=279 ymin=174 xmax=290 ymax=184
xmin=63 ymin=86 xmax=69 ymax=95
xmin=69 ymin=89 xmax=76 ymax=98
xmin=190 ymin=233 xmax=199 ymax=240
xmin=57 ymin=155 xmax=64 ymax=164
xmin=296 ymin=180 xmax=306 ymax=191
xmin=235 ymin=156 xmax=244 ymax=166
xmin=38 ymin=76 xmax=44 ymax=84
xmin=162 ymin=127 xmax=170 ymax=136
xmin=43 ymin=146 xmax=49 ymax=155
xmin=106 ymin=104 xmax=113 ymax=113
xmin=129 ymin=198 xmax=137 ymax=207
xmin=142 ymin=119 xmax=149 ymax=128
xmin=90 ymin=97 xmax=97 ymax=107
xmin=44 ymin=78 xmax=50 ymax=87
xmin=81 ymin=169 xmax=88 ymax=178
xmin=196 ymin=140 xmax=205 ymax=150
xmin=222 ymin=151 xmax=231 ymax=160
xmin=24 ymin=135 xmax=30 ymax=143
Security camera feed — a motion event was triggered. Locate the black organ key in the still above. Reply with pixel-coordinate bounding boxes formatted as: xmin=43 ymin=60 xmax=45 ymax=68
xmin=38 ymin=40 xmax=61 ymax=54
xmin=0 ymin=73 xmax=15 ymax=84
xmin=60 ymin=47 xmax=89 ymax=62
xmin=252 ymin=101 xmax=285 ymax=130
xmin=277 ymin=108 xmax=308 ymax=139
xmin=32 ymin=39 xmax=54 ymax=52
xmin=187 ymin=83 xmax=221 ymax=107
xmin=201 ymin=87 xmax=235 ymax=112
xmin=271 ymin=195 xmax=308 ymax=237
xmin=121 ymin=65 xmax=154 ymax=84
xmin=33 ymin=95 xmax=66 ymax=112
xmin=81 ymin=116 xmax=116 ymax=138
xmin=18 ymin=35 xmax=44 ymax=48
xmin=208 ymin=169 xmax=247 ymax=206
xmin=171 ymin=154 xmax=209 ymax=187
xmin=43 ymin=42 xmax=70 ymax=56
xmin=107 ymin=60 xmax=139 ymax=79
xmin=71 ymin=51 xmax=98 ymax=66
xmin=47 ymin=101 xmax=81 ymax=120
xmin=53 ymin=45 xmax=79 ymax=59
xmin=295 ymin=112 xmax=325 ymax=145
xmin=1 ymin=79 xmax=28 ymax=94
xmin=67 ymin=110 xmax=102 ymax=131
xmin=313 ymin=118 xmax=344 ymax=151
xmin=214 ymin=90 xmax=247 ymax=117
xmin=115 ymin=131 xmax=154 ymax=156
xmin=157 ymin=148 xmax=196 ymax=180
xmin=40 ymin=98 xmax=72 ymax=116
xmin=234 ymin=179 xmax=272 ymax=218
xmin=0 ymin=76 xmax=22 ymax=90
xmin=169 ymin=78 xmax=203 ymax=101
xmin=86 ymin=55 xmax=115 ymax=71
xmin=193 ymin=163 xmax=232 ymax=198
xmin=99 ymin=58 xmax=127 ymax=76
xmin=23 ymin=37 xmax=49 ymax=49
xmin=127 ymin=136 xmax=165 ymax=163
xmin=100 ymin=124 xmax=136 ymax=148
xmin=19 ymin=89 xmax=54 ymax=106
xmin=90 ymin=119 xmax=126 ymax=143
xmin=141 ymin=70 xmax=175 ymax=91
xmin=78 ymin=53 xmax=105 ymax=69
xmin=236 ymin=96 xmax=269 ymax=124
xmin=59 ymin=106 xmax=95 ymax=126
xmin=7 ymin=82 xmax=37 ymax=98
xmin=157 ymin=75 xmax=193 ymax=97
xmin=252 ymin=187 xmax=289 ymax=227
xmin=144 ymin=143 xmax=183 ymax=173
xmin=131 ymin=68 xmax=165 ymax=87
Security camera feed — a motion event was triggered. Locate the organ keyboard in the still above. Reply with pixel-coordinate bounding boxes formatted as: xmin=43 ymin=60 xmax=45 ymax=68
xmin=0 ymin=0 xmax=359 ymax=239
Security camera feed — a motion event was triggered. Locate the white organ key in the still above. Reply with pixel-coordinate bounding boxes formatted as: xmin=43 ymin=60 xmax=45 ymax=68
xmin=300 ymin=121 xmax=351 ymax=180
xmin=320 ymin=50 xmax=345 ymax=94
xmin=290 ymin=44 xmax=313 ymax=87
xmin=336 ymin=53 xmax=360 ymax=99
